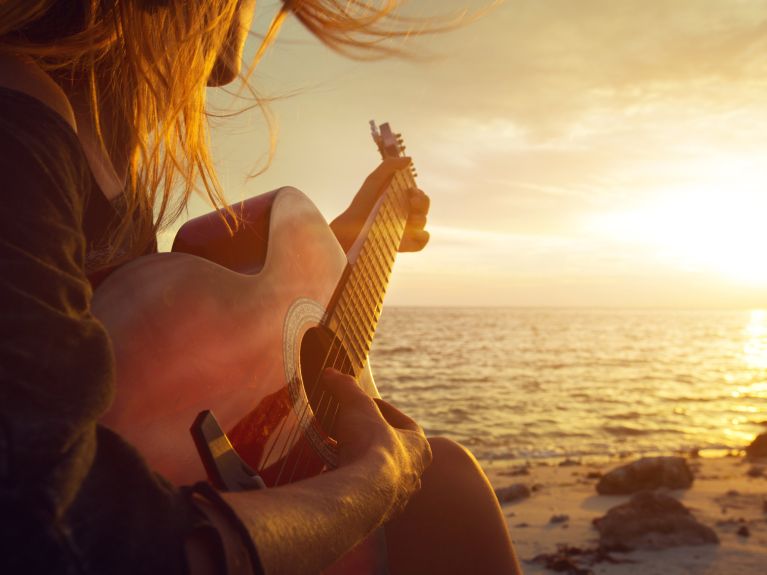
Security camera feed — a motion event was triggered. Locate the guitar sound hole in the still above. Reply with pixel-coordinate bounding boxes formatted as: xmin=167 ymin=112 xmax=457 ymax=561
xmin=299 ymin=326 xmax=352 ymax=441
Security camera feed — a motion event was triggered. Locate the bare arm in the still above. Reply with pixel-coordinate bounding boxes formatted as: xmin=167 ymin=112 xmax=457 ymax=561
xmin=187 ymin=370 xmax=432 ymax=575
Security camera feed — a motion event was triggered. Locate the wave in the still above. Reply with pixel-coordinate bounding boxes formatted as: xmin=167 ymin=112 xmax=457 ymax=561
xmin=373 ymin=345 xmax=416 ymax=356
xmin=603 ymin=424 xmax=655 ymax=437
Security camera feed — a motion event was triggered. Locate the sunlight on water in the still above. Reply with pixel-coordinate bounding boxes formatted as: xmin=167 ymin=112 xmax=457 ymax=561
xmin=371 ymin=308 xmax=767 ymax=464
xmin=744 ymin=309 xmax=767 ymax=369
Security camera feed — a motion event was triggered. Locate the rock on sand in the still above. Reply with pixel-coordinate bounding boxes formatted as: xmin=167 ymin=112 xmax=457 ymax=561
xmin=495 ymin=483 xmax=531 ymax=503
xmin=745 ymin=432 xmax=767 ymax=460
xmin=596 ymin=456 xmax=694 ymax=495
xmin=594 ymin=491 xmax=719 ymax=550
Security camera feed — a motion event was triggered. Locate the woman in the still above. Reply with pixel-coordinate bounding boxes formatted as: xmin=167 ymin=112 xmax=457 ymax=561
xmin=0 ymin=1 xmax=521 ymax=573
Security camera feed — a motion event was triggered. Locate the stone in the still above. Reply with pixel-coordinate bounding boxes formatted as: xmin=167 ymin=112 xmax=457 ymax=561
xmin=527 ymin=544 xmax=635 ymax=574
xmin=549 ymin=514 xmax=569 ymax=524
xmin=746 ymin=466 xmax=764 ymax=478
xmin=745 ymin=433 xmax=767 ymax=460
xmin=499 ymin=465 xmax=530 ymax=477
xmin=736 ymin=526 xmax=751 ymax=537
xmin=495 ymin=483 xmax=531 ymax=503
xmin=593 ymin=491 xmax=719 ymax=550
xmin=596 ymin=456 xmax=694 ymax=495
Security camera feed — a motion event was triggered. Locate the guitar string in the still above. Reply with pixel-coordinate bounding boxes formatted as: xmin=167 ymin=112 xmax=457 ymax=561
xmin=285 ymin=330 xmax=356 ymax=484
xmin=271 ymin=168 xmax=412 ymax=485
xmin=271 ymin=220 xmax=376 ymax=485
xmin=258 ymin=253 xmax=361 ymax=485
xmin=320 ymin=177 xmax=411 ymax=453
xmin=277 ymin=196 xmax=398 ymax=485
xmin=313 ymin=176 xmax=412 ymax=460
xmin=273 ymin=264 xmax=366 ymax=485
xmin=253 ymin=244 xmax=372 ymax=485
xmin=276 ymin=173 xmax=412 ymax=484
xmin=288 ymin=175 xmax=412 ymax=484
xmin=309 ymin=178 xmax=410 ymax=434
xmin=286 ymin=245 xmax=383 ymax=483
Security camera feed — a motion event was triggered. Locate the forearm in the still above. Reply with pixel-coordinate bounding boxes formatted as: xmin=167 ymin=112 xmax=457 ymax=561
xmin=329 ymin=212 xmax=359 ymax=253
xmin=191 ymin=453 xmax=394 ymax=575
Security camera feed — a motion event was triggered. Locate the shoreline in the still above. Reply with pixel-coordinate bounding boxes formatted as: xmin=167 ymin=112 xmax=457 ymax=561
xmin=485 ymin=455 xmax=767 ymax=574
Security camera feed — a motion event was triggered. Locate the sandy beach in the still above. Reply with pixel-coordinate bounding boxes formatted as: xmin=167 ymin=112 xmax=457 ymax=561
xmin=486 ymin=455 xmax=767 ymax=574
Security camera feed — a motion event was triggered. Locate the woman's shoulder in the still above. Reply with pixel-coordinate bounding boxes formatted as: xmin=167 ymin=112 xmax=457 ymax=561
xmin=0 ymin=53 xmax=77 ymax=132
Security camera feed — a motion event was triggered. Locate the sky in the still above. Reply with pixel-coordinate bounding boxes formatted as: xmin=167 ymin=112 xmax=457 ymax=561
xmin=165 ymin=0 xmax=767 ymax=308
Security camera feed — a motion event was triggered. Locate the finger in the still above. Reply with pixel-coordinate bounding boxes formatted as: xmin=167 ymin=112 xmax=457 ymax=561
xmin=408 ymin=189 xmax=430 ymax=215
xmin=356 ymin=157 xmax=413 ymax=207
xmin=321 ymin=368 xmax=375 ymax=409
xmin=399 ymin=229 xmax=430 ymax=252
xmin=373 ymin=398 xmax=422 ymax=433
xmin=406 ymin=213 xmax=427 ymax=231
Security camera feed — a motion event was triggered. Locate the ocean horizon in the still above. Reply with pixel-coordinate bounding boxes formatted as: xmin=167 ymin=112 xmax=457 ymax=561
xmin=370 ymin=307 xmax=767 ymax=466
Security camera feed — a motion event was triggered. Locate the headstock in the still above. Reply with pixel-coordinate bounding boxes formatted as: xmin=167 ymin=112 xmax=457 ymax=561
xmin=370 ymin=121 xmax=418 ymax=179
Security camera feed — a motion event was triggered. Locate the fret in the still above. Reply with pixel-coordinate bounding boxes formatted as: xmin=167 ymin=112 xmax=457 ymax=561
xmin=366 ymin=234 xmax=390 ymax=277
xmin=360 ymin=285 xmax=382 ymax=320
xmin=355 ymin=282 xmax=379 ymax=341
xmin=345 ymin=258 xmax=386 ymax=341
xmin=376 ymin=213 xmax=399 ymax=254
xmin=366 ymin=239 xmax=391 ymax=285
xmin=379 ymin=215 xmax=401 ymax=254
xmin=353 ymin=252 xmax=381 ymax=316
xmin=343 ymin=286 xmax=371 ymax=345
xmin=342 ymin=284 xmax=373 ymax=349
xmin=360 ymin=256 xmax=386 ymax=302
xmin=371 ymin=225 xmax=396 ymax=260
xmin=332 ymin=302 xmax=366 ymax=365
xmin=359 ymin=280 xmax=382 ymax=330
xmin=328 ymin=123 xmax=418 ymax=374
xmin=389 ymin=180 xmax=410 ymax=218
xmin=383 ymin=180 xmax=406 ymax=216
xmin=349 ymin=287 xmax=374 ymax=347
xmin=387 ymin=191 xmax=408 ymax=224
xmin=358 ymin=254 xmax=386 ymax=300
xmin=374 ymin=235 xmax=394 ymax=274
xmin=358 ymin=268 xmax=373 ymax=307
xmin=382 ymin=198 xmax=403 ymax=229
xmin=335 ymin=279 xmax=371 ymax=361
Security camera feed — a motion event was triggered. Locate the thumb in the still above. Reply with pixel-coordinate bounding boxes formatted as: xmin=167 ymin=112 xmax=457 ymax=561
xmin=320 ymin=368 xmax=374 ymax=408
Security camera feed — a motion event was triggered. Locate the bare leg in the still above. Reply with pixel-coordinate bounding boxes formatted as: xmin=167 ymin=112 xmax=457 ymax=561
xmin=385 ymin=437 xmax=523 ymax=575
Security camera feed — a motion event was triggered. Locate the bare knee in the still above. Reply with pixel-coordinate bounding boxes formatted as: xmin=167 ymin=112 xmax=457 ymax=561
xmin=426 ymin=436 xmax=484 ymax=479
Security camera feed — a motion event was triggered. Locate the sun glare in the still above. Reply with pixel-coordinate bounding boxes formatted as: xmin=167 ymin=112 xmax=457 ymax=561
xmin=744 ymin=309 xmax=767 ymax=370
xmin=593 ymin=157 xmax=767 ymax=285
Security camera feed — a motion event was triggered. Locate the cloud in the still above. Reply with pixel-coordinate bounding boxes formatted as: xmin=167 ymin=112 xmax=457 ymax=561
xmin=352 ymin=0 xmax=767 ymax=137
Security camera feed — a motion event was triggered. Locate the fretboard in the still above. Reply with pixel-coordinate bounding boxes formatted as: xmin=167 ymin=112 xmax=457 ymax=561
xmin=327 ymin=168 xmax=413 ymax=372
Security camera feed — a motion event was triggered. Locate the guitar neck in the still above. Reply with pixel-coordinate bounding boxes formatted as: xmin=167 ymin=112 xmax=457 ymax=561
xmin=326 ymin=168 xmax=413 ymax=372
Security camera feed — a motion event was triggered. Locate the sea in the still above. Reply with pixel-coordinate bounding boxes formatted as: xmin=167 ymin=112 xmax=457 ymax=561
xmin=369 ymin=308 xmax=767 ymax=467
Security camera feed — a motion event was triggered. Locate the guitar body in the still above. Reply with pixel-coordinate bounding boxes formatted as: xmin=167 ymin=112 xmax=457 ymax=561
xmin=94 ymin=186 xmax=378 ymax=486
xmin=94 ymin=122 xmax=414 ymax=574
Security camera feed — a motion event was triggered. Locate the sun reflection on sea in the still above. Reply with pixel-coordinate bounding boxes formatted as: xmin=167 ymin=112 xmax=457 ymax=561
xmin=720 ymin=310 xmax=767 ymax=446
xmin=744 ymin=309 xmax=767 ymax=370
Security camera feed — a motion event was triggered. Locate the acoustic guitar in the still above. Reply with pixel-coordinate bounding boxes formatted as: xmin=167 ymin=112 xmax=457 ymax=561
xmin=93 ymin=121 xmax=416 ymax=495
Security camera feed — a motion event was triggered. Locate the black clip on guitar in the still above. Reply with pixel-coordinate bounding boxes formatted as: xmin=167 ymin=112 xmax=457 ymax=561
xmin=190 ymin=410 xmax=266 ymax=492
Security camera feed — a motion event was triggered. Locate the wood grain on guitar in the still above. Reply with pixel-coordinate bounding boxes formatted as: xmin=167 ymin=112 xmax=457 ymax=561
xmin=93 ymin=121 xmax=415 ymax=497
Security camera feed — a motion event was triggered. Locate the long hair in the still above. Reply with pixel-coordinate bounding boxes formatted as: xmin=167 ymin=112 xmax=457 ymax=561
xmin=0 ymin=0 xmax=420 ymax=262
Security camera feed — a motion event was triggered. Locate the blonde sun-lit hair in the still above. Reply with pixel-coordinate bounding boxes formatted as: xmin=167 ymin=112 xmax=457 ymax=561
xmin=0 ymin=0 xmax=422 ymax=262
